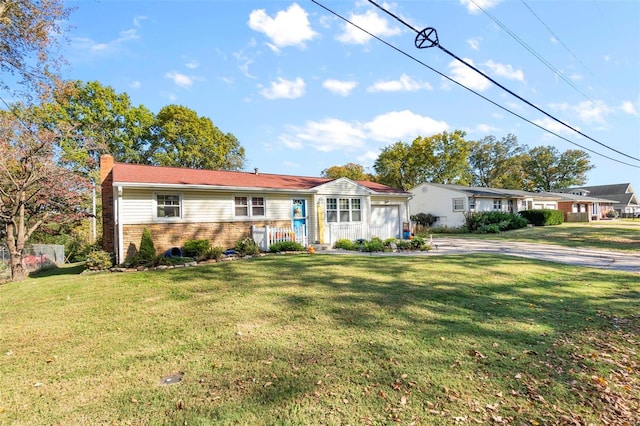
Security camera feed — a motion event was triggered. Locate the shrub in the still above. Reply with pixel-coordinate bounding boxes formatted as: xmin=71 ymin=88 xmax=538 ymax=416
xmin=411 ymin=212 xmax=437 ymax=227
xmin=139 ymin=228 xmax=156 ymax=262
xmin=519 ymin=209 xmax=564 ymax=226
xmin=395 ymin=240 xmax=412 ymax=250
xmin=334 ymin=239 xmax=356 ymax=250
xmin=363 ymin=237 xmax=384 ymax=252
xmin=464 ymin=211 xmax=529 ymax=233
xmin=235 ymin=238 xmax=260 ymax=256
xmin=269 ymin=241 xmax=306 ymax=252
xmin=85 ymin=250 xmax=113 ymax=271
xmin=183 ymin=239 xmax=211 ymax=258
xmin=205 ymin=245 xmax=225 ymax=260
xmin=606 ymin=210 xmax=618 ymax=219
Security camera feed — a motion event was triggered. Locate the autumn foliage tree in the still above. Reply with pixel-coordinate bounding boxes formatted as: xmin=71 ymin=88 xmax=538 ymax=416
xmin=0 ymin=105 xmax=89 ymax=281
xmin=321 ymin=163 xmax=373 ymax=181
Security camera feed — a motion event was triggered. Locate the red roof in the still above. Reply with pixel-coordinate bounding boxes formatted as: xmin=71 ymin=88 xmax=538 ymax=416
xmin=110 ymin=162 xmax=408 ymax=194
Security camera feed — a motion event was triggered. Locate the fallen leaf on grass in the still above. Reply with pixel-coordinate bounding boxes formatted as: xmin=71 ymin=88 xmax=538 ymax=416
xmin=469 ymin=350 xmax=487 ymax=358
xmin=400 ymin=395 xmax=407 ymax=405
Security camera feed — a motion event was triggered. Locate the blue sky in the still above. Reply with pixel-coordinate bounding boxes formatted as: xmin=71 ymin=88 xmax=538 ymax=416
xmin=62 ymin=0 xmax=639 ymax=190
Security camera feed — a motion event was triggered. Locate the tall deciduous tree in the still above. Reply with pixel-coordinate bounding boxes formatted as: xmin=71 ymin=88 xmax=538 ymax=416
xmin=374 ymin=131 xmax=472 ymax=190
xmin=49 ymin=80 xmax=155 ymax=179
xmin=321 ymin=163 xmax=373 ymax=181
xmin=0 ymin=0 xmax=70 ymax=101
xmin=0 ymin=105 xmax=89 ymax=281
xmin=149 ymin=105 xmax=246 ymax=170
xmin=521 ymin=146 xmax=593 ymax=192
xmin=469 ymin=134 xmax=527 ymax=188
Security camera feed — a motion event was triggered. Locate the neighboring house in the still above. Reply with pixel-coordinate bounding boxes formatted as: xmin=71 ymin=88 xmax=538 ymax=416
xmin=100 ymin=155 xmax=411 ymax=263
xmin=409 ymin=183 xmax=559 ymax=228
xmin=553 ymin=183 xmax=640 ymax=217
xmin=545 ymin=192 xmax=616 ymax=222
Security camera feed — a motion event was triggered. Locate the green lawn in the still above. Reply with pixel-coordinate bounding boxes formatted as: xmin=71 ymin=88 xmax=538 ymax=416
xmin=0 ymin=254 xmax=638 ymax=425
xmin=430 ymin=221 xmax=640 ymax=252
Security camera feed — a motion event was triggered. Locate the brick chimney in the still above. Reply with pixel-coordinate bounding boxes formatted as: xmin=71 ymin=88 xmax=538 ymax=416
xmin=100 ymin=155 xmax=115 ymax=254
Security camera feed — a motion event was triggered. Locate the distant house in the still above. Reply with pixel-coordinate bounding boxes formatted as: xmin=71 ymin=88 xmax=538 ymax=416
xmin=409 ymin=183 xmax=558 ymax=228
xmin=553 ymin=183 xmax=639 ymax=217
xmin=546 ymin=191 xmax=617 ymax=222
xmin=100 ymin=155 xmax=411 ymax=263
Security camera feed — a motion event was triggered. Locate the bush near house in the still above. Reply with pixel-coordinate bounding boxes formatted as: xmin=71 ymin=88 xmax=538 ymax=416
xmin=235 ymin=238 xmax=260 ymax=256
xmin=464 ymin=211 xmax=529 ymax=233
xmin=269 ymin=241 xmax=305 ymax=253
xmin=183 ymin=239 xmax=211 ymax=258
xmin=520 ymin=209 xmax=564 ymax=226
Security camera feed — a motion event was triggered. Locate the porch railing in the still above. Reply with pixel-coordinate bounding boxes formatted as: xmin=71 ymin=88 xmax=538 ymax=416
xmin=327 ymin=223 xmax=399 ymax=245
xmin=252 ymin=225 xmax=308 ymax=251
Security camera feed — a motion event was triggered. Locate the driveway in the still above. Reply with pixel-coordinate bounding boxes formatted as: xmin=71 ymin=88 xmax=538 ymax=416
xmin=319 ymin=238 xmax=640 ymax=273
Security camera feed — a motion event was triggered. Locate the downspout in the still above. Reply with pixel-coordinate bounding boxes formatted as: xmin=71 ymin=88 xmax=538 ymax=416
xmin=116 ymin=186 xmax=124 ymax=264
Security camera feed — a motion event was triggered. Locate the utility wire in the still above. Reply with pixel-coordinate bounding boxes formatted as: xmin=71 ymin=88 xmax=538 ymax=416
xmin=520 ymin=0 xmax=595 ymax=77
xmin=308 ymin=0 xmax=640 ymax=169
xmin=366 ymin=0 xmax=640 ymax=164
xmin=470 ymin=0 xmax=606 ymax=114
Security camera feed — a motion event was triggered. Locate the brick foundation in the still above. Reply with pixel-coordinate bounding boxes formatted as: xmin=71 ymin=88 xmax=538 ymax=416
xmin=122 ymin=220 xmax=291 ymax=259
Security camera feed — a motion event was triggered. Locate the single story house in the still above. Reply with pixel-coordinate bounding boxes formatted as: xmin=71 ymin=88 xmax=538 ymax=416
xmin=545 ymin=191 xmax=616 ymax=222
xmin=409 ymin=183 xmax=559 ymax=228
xmin=552 ymin=183 xmax=639 ymax=217
xmin=100 ymin=155 xmax=411 ymax=263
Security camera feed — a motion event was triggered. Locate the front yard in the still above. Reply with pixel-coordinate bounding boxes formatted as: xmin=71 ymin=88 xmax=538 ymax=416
xmin=429 ymin=221 xmax=640 ymax=252
xmin=0 ymin=254 xmax=638 ymax=425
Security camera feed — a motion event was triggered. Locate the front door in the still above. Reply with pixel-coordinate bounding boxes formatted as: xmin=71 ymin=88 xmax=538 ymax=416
xmin=292 ymin=199 xmax=307 ymax=245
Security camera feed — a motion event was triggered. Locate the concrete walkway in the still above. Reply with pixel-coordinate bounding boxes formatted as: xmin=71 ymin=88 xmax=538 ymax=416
xmin=317 ymin=238 xmax=640 ymax=274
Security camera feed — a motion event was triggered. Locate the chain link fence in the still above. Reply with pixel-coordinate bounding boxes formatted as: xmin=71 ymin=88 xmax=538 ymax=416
xmin=0 ymin=243 xmax=65 ymax=280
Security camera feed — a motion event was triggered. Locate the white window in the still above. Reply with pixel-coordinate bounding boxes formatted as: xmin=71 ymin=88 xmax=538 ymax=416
xmin=468 ymin=197 xmax=476 ymax=210
xmin=453 ymin=198 xmax=465 ymax=212
xmin=156 ymin=194 xmax=181 ymax=219
xmin=493 ymin=199 xmax=502 ymax=210
xmin=235 ymin=196 xmax=266 ymax=217
xmin=326 ymin=197 xmax=362 ymax=223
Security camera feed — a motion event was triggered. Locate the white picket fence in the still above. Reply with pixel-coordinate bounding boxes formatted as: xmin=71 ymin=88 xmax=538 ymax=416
xmin=251 ymin=225 xmax=308 ymax=251
xmin=327 ymin=223 xmax=400 ymax=245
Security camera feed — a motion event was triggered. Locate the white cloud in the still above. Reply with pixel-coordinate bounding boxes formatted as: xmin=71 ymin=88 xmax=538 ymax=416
xmin=574 ymin=100 xmax=608 ymax=123
xmin=165 ymin=71 xmax=194 ymax=88
xmin=281 ymin=110 xmax=448 ymax=152
xmin=248 ymin=3 xmax=317 ymax=52
xmin=233 ymin=50 xmax=255 ymax=79
xmin=336 ymin=10 xmax=401 ymax=45
xmin=460 ymin=0 xmax=503 ymax=14
xmin=484 ymin=60 xmax=524 ymax=81
xmin=185 ymin=60 xmax=199 ymax=69
xmin=476 ymin=123 xmax=499 ymax=133
xmin=260 ymin=77 xmax=306 ymax=99
xmin=620 ymin=101 xmax=638 ymax=116
xmin=130 ymin=80 xmax=141 ymax=89
xmin=73 ymin=28 xmax=140 ymax=55
xmin=365 ymin=110 xmax=448 ymax=142
xmin=467 ymin=37 xmax=481 ymax=50
xmin=446 ymin=59 xmax=492 ymax=91
xmin=367 ymin=74 xmax=432 ymax=93
xmin=323 ymin=79 xmax=358 ymax=96
xmin=133 ymin=16 xmax=148 ymax=28
xmin=533 ymin=117 xmax=576 ymax=135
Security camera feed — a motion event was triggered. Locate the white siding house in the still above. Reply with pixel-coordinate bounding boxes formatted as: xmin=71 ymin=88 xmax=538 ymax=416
xmin=409 ymin=183 xmax=559 ymax=228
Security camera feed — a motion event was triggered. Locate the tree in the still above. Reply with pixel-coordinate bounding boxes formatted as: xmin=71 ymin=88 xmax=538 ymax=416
xmin=469 ymin=134 xmax=527 ymax=188
xmin=49 ymin=80 xmax=155 ymax=178
xmin=0 ymin=0 xmax=70 ymax=101
xmin=321 ymin=163 xmax=373 ymax=181
xmin=521 ymin=146 xmax=593 ymax=192
xmin=0 ymin=104 xmax=89 ymax=281
xmin=373 ymin=131 xmax=472 ymax=190
xmin=149 ymin=105 xmax=246 ymax=170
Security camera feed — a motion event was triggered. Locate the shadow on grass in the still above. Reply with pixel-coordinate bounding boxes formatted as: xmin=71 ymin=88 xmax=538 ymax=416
xmin=28 ymin=262 xmax=86 ymax=278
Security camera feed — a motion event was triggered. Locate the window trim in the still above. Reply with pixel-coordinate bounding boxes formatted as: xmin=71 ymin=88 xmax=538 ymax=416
xmin=154 ymin=192 xmax=183 ymax=221
xmin=234 ymin=195 xmax=266 ymax=218
xmin=452 ymin=197 xmax=465 ymax=212
xmin=493 ymin=198 xmax=503 ymax=210
xmin=326 ymin=197 xmax=362 ymax=223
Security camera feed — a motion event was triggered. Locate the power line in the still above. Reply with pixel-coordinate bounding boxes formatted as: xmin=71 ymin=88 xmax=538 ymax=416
xmin=366 ymin=0 xmax=640 ymax=164
xmin=469 ymin=0 xmax=606 ymax=115
xmin=307 ymin=0 xmax=640 ymax=169
xmin=520 ymin=0 xmax=595 ymax=77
